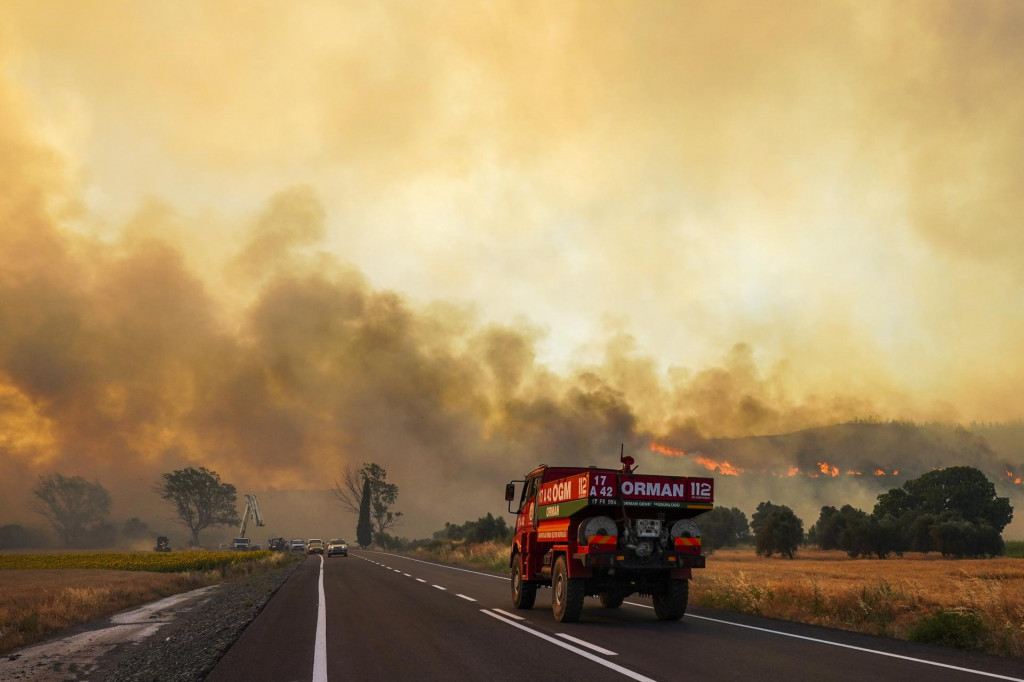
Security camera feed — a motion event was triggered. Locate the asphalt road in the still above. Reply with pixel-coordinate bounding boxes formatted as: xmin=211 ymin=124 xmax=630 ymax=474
xmin=206 ymin=550 xmax=1024 ymax=682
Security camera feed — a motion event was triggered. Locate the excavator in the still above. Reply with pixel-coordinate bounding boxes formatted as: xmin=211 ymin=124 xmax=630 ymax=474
xmin=231 ymin=494 xmax=265 ymax=550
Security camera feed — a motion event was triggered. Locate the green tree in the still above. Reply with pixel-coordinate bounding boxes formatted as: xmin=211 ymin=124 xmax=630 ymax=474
xmin=873 ymin=466 xmax=1012 ymax=557
xmin=334 ymin=462 xmax=403 ymax=538
xmin=436 ymin=513 xmax=511 ymax=545
xmin=751 ymin=501 xmax=803 ymax=559
xmin=31 ymin=474 xmax=112 ymax=547
xmin=809 ymin=506 xmax=842 ymax=550
xmin=697 ymin=506 xmax=750 ymax=552
xmin=157 ymin=467 xmax=239 ymax=546
xmin=356 ymin=477 xmax=373 ymax=548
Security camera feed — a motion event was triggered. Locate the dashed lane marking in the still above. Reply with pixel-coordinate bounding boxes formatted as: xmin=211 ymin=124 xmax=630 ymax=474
xmin=481 ymin=610 xmax=656 ymax=682
xmin=490 ymin=608 xmax=524 ymax=621
xmin=556 ymin=633 xmax=617 ymax=656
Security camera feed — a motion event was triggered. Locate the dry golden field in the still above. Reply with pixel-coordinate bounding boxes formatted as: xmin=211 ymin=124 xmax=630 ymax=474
xmin=692 ymin=549 xmax=1024 ymax=657
xmin=0 ymin=551 xmax=294 ymax=655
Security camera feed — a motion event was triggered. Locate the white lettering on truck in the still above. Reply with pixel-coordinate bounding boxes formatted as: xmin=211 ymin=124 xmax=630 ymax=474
xmin=620 ymin=480 xmax=687 ymax=498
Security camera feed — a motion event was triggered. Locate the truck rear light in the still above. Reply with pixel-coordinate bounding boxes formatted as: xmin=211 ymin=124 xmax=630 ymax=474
xmin=588 ymin=535 xmax=617 ymax=551
xmin=673 ymin=537 xmax=702 ymax=554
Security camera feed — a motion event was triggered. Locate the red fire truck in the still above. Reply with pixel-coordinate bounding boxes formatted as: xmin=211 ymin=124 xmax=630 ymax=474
xmin=505 ymin=452 xmax=713 ymax=622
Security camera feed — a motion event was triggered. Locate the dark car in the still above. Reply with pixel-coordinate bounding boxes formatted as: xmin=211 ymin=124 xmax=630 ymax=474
xmin=327 ymin=539 xmax=348 ymax=557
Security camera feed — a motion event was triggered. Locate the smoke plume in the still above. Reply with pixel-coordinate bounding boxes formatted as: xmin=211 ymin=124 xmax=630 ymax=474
xmin=1 ymin=1 xmax=1023 ymax=541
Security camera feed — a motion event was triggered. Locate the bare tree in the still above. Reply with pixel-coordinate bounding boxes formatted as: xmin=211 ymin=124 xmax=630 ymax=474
xmin=334 ymin=462 xmax=402 ymax=539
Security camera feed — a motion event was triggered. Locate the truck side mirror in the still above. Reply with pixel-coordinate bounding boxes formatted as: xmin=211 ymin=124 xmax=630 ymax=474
xmin=504 ymin=483 xmax=516 ymax=502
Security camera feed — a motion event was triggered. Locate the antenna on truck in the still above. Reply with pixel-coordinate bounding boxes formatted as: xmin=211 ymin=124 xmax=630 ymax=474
xmin=619 ymin=443 xmax=635 ymax=474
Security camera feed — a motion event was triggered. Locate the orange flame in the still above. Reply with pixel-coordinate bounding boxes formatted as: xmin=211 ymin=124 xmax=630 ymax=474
xmin=846 ymin=470 xmax=862 ymax=476
xmin=874 ymin=469 xmax=886 ymax=476
xmin=650 ymin=442 xmax=686 ymax=457
xmin=651 ymin=442 xmax=741 ymax=476
xmin=695 ymin=457 xmax=743 ymax=476
xmin=787 ymin=466 xmax=801 ymax=477
xmin=817 ymin=462 xmax=840 ymax=477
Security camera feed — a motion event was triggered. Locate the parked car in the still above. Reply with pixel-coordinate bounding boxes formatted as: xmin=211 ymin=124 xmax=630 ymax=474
xmin=290 ymin=538 xmax=306 ymax=552
xmin=267 ymin=537 xmax=288 ymax=552
xmin=306 ymin=538 xmax=325 ymax=555
xmin=327 ymin=539 xmax=348 ymax=557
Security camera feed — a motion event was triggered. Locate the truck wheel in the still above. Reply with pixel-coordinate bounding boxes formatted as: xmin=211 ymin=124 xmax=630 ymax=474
xmin=599 ymin=592 xmax=624 ymax=609
xmin=653 ymin=579 xmax=689 ymax=621
xmin=511 ymin=555 xmax=537 ymax=609
xmin=552 ymin=556 xmax=584 ymax=622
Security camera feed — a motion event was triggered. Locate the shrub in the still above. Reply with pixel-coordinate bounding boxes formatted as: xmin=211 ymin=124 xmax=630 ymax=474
xmin=908 ymin=610 xmax=987 ymax=651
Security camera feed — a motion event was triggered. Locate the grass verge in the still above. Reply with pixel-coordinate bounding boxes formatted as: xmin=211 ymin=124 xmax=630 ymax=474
xmin=0 ymin=551 xmax=298 ymax=655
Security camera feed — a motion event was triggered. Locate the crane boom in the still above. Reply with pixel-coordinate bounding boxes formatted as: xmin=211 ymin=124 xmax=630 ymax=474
xmin=232 ymin=494 xmax=266 ymax=550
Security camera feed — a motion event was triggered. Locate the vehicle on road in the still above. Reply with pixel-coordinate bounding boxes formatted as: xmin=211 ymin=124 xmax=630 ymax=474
xmin=154 ymin=536 xmax=171 ymax=552
xmin=290 ymin=538 xmax=305 ymax=552
xmin=306 ymin=538 xmax=325 ymax=555
xmin=505 ymin=449 xmax=713 ymax=622
xmin=327 ymin=539 xmax=348 ymax=557
xmin=267 ymin=537 xmax=288 ymax=552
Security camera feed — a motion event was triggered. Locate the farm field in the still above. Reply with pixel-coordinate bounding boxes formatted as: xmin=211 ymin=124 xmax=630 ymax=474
xmin=0 ymin=550 xmax=292 ymax=655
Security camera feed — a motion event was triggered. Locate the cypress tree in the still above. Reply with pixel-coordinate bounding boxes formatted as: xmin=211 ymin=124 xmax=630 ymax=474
xmin=357 ymin=477 xmax=373 ymax=548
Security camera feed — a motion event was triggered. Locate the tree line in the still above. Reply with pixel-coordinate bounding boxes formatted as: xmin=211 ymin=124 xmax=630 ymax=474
xmin=11 ymin=461 xmax=404 ymax=550
xmin=699 ymin=466 xmax=1014 ymax=559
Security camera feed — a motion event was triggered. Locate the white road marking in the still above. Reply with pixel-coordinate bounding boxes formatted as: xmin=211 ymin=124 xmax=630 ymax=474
xmin=623 ymin=601 xmax=1024 ymax=682
xmin=491 ymin=608 xmax=524 ymax=621
xmin=556 ymin=633 xmax=617 ymax=656
xmin=432 ymin=584 xmax=447 ymax=590
xmin=313 ymin=555 xmax=328 ymax=682
xmin=482 ymin=610 xmax=656 ymax=682
xmin=370 ymin=551 xmax=506 ymax=579
xmin=403 ymin=573 xmax=411 ymax=577
xmin=416 ymin=578 xmax=427 ymax=583
xmin=456 ymin=594 xmax=477 ymax=602
xmin=393 ymin=569 xmax=402 ymax=573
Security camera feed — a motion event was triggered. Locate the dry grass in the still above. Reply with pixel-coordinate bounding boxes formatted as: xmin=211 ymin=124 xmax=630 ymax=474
xmin=692 ymin=549 xmax=1024 ymax=657
xmin=0 ymin=552 xmax=296 ymax=655
xmin=410 ymin=540 xmax=510 ymax=573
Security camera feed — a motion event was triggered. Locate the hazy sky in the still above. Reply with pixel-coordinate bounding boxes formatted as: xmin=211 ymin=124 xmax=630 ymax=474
xmin=2 ymin=1 xmax=1022 ymax=539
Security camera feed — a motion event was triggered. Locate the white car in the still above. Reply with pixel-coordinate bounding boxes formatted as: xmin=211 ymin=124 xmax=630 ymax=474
xmin=289 ymin=538 xmax=305 ymax=552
